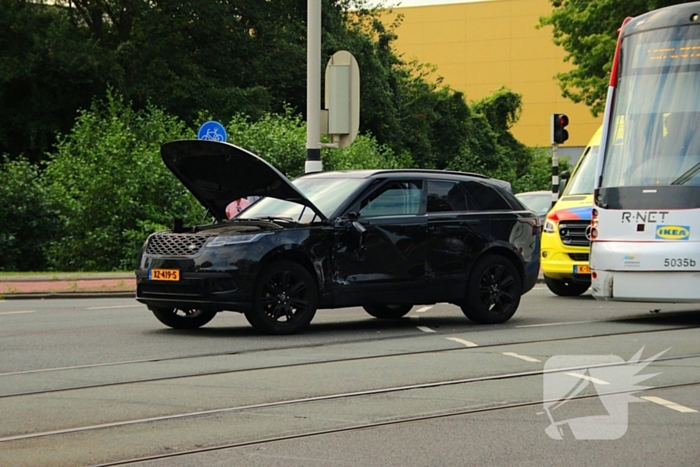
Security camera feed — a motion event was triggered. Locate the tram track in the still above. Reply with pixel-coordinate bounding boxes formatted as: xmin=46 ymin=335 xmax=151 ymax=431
xmin=83 ymin=379 xmax=700 ymax=467
xmin=2 ymin=320 xmax=699 ymax=399
xmin=2 ymin=350 xmax=699 ymax=445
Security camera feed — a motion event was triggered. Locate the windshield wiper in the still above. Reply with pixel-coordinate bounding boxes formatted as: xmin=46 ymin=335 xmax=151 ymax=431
xmin=244 ymin=216 xmax=296 ymax=224
xmin=671 ymin=161 xmax=700 ymax=185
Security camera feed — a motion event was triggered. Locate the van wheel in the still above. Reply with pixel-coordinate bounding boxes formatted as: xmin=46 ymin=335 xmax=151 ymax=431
xmin=363 ymin=304 xmax=413 ymax=319
xmin=245 ymin=261 xmax=318 ymax=335
xmin=544 ymin=276 xmax=590 ymax=296
xmin=150 ymin=307 xmax=217 ymax=329
xmin=461 ymin=255 xmax=522 ymax=324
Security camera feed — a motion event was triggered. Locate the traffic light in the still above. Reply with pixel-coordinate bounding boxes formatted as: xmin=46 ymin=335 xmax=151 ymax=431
xmin=551 ymin=113 xmax=569 ymax=144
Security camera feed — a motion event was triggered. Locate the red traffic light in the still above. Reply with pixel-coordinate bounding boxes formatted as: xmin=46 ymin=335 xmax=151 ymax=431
xmin=551 ymin=113 xmax=569 ymax=144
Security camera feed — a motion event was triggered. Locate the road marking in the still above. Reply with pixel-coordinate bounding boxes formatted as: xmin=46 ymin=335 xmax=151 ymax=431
xmin=641 ymin=396 xmax=698 ymax=413
xmin=0 ymin=310 xmax=35 ymax=315
xmin=416 ymin=326 xmax=436 ymax=333
xmin=85 ymin=305 xmax=143 ymax=310
xmin=415 ymin=306 xmax=432 ymax=313
xmin=517 ymin=320 xmax=596 ymax=328
xmin=446 ymin=337 xmax=478 ymax=347
xmin=565 ymin=372 xmax=609 ymax=385
xmin=502 ymin=352 xmax=540 ymax=362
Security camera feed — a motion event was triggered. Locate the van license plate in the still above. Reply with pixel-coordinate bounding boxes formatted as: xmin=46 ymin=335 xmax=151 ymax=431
xmin=574 ymin=265 xmax=590 ymax=274
xmin=149 ymin=269 xmax=180 ymax=281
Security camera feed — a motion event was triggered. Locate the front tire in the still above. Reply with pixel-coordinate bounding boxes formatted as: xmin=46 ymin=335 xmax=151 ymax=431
xmin=461 ymin=255 xmax=522 ymax=324
xmin=544 ymin=276 xmax=590 ymax=296
xmin=150 ymin=307 xmax=217 ymax=329
xmin=363 ymin=304 xmax=413 ymax=319
xmin=244 ymin=260 xmax=318 ymax=335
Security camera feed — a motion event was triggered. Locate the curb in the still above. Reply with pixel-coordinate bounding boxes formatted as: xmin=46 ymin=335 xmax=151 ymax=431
xmin=1 ymin=292 xmax=136 ymax=300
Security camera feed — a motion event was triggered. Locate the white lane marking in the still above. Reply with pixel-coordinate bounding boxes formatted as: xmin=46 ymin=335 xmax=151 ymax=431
xmin=517 ymin=320 xmax=596 ymax=328
xmin=416 ymin=326 xmax=436 ymax=333
xmin=0 ymin=310 xmax=36 ymax=315
xmin=415 ymin=306 xmax=432 ymax=313
xmin=446 ymin=337 xmax=478 ymax=347
xmin=641 ymin=396 xmax=698 ymax=413
xmin=85 ymin=305 xmax=143 ymax=310
xmin=502 ymin=352 xmax=541 ymax=362
xmin=565 ymin=372 xmax=609 ymax=385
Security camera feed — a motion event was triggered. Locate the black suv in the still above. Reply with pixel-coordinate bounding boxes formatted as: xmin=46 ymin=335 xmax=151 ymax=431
xmin=135 ymin=140 xmax=540 ymax=334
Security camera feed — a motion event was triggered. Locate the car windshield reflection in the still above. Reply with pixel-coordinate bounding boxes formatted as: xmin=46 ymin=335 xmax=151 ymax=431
xmin=237 ymin=177 xmax=365 ymax=222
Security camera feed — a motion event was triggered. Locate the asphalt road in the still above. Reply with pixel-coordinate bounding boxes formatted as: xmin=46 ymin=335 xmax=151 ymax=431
xmin=1 ymin=285 xmax=699 ymax=466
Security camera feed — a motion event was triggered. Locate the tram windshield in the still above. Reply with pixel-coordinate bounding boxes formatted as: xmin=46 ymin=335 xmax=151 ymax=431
xmin=600 ymin=26 xmax=700 ymax=188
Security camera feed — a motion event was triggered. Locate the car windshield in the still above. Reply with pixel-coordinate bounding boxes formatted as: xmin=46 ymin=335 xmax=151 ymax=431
xmin=516 ymin=193 xmax=551 ymax=214
xmin=564 ymin=145 xmax=598 ymax=195
xmin=236 ymin=176 xmax=366 ymax=223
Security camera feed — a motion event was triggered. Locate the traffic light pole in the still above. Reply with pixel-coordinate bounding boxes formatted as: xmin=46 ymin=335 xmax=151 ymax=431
xmin=551 ymin=143 xmax=559 ymax=208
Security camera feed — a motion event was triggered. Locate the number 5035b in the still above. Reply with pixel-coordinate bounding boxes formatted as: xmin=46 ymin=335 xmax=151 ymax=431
xmin=663 ymin=258 xmax=697 ymax=267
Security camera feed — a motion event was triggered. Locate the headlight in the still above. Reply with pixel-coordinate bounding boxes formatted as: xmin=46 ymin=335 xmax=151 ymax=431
xmin=205 ymin=232 xmax=272 ymax=247
xmin=543 ymin=220 xmax=556 ymax=233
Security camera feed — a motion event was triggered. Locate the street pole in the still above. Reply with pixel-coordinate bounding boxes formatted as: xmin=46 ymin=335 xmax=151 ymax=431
xmin=551 ymin=143 xmax=559 ymax=208
xmin=305 ymin=0 xmax=322 ymax=173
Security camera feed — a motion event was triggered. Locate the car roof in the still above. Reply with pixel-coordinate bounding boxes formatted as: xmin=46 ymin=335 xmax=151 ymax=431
xmin=296 ymin=168 xmax=490 ymax=180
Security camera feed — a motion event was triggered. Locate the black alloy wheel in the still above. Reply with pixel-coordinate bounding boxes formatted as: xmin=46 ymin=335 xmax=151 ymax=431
xmin=363 ymin=304 xmax=413 ymax=319
xmin=245 ymin=260 xmax=318 ymax=335
xmin=544 ymin=276 xmax=590 ymax=296
xmin=461 ymin=255 xmax=522 ymax=324
xmin=150 ymin=307 xmax=218 ymax=329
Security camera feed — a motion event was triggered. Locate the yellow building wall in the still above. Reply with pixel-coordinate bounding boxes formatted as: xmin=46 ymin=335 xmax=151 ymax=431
xmin=382 ymin=0 xmax=602 ymax=148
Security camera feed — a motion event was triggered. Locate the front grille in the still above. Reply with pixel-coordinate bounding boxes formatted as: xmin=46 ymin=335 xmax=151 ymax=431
xmin=568 ymin=253 xmax=589 ymax=261
xmin=145 ymin=233 xmax=212 ymax=256
xmin=559 ymin=220 xmax=590 ymax=247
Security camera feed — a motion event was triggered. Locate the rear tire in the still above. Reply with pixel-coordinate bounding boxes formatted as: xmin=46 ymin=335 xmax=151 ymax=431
xmin=461 ymin=255 xmax=522 ymax=324
xmin=363 ymin=304 xmax=413 ymax=319
xmin=544 ymin=276 xmax=590 ymax=296
xmin=245 ymin=260 xmax=318 ymax=335
xmin=150 ymin=307 xmax=217 ymax=329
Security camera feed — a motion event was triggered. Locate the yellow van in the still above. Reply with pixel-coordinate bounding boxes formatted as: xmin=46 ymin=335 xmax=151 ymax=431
xmin=540 ymin=126 xmax=601 ymax=296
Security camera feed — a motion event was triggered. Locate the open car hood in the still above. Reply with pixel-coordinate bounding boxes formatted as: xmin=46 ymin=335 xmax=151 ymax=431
xmin=161 ymin=140 xmax=325 ymax=221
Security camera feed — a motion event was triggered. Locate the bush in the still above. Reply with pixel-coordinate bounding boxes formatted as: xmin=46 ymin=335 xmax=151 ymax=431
xmin=0 ymin=156 xmax=62 ymax=271
xmin=43 ymin=91 xmax=203 ymax=271
xmin=225 ymin=108 xmax=410 ymax=178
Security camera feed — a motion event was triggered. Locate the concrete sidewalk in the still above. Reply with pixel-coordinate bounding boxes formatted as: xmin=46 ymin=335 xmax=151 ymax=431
xmin=0 ymin=273 xmax=135 ymax=299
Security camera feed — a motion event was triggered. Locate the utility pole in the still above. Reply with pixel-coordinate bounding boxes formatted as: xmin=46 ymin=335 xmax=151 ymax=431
xmin=305 ymin=0 xmax=322 ymax=173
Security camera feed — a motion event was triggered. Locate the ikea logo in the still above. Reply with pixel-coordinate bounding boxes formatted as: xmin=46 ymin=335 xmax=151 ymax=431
xmin=655 ymin=225 xmax=690 ymax=240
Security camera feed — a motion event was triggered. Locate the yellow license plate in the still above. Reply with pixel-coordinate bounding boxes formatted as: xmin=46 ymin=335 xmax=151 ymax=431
xmin=148 ymin=269 xmax=180 ymax=281
xmin=574 ymin=265 xmax=591 ymax=274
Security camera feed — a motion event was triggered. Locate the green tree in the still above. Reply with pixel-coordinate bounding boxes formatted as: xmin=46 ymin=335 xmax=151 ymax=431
xmin=539 ymin=0 xmax=694 ymax=116
xmin=0 ymin=0 xmax=109 ymax=163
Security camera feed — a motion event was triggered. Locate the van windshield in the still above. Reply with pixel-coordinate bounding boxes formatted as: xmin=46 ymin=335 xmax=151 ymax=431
xmin=564 ymin=145 xmax=598 ymax=195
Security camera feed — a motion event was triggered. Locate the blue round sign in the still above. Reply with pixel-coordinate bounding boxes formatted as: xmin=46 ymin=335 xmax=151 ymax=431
xmin=197 ymin=121 xmax=227 ymax=142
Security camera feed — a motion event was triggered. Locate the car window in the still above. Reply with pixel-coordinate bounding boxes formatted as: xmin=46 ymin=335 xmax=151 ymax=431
xmin=461 ymin=181 xmax=512 ymax=210
xmin=516 ymin=193 xmax=551 ymax=214
xmin=359 ymin=181 xmax=422 ymax=217
xmin=427 ymin=181 xmax=469 ymax=212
